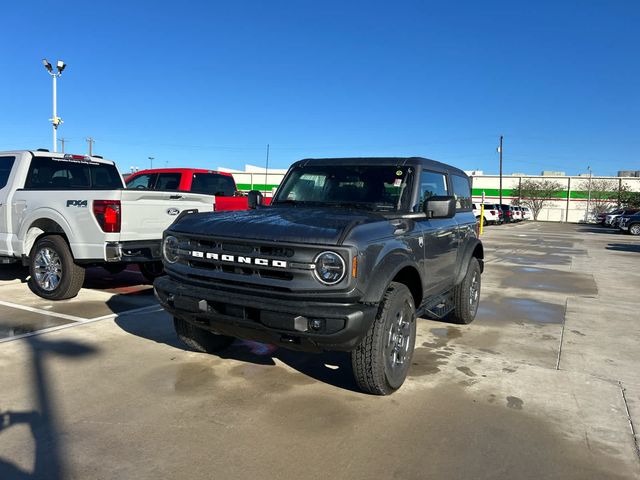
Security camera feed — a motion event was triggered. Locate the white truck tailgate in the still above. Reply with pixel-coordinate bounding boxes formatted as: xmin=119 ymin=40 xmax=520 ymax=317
xmin=120 ymin=190 xmax=213 ymax=240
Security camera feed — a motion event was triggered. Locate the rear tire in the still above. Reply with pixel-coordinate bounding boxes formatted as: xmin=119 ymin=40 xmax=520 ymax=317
xmin=173 ymin=317 xmax=235 ymax=353
xmin=351 ymin=282 xmax=416 ymax=395
xmin=138 ymin=261 xmax=164 ymax=283
xmin=28 ymin=235 xmax=85 ymax=300
xmin=447 ymin=258 xmax=481 ymax=325
xmin=630 ymin=223 xmax=640 ymax=236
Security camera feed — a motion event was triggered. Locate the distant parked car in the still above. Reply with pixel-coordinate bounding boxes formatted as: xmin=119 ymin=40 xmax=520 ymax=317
xmin=521 ymin=206 xmax=533 ymax=220
xmin=500 ymin=204 xmax=515 ymax=223
xmin=490 ymin=204 xmax=505 ymax=223
xmin=125 ymin=167 xmax=272 ymax=211
xmin=472 ymin=203 xmax=500 ymax=225
xmin=596 ymin=208 xmax=618 ymax=225
xmin=511 ymin=206 xmax=523 ymax=222
xmin=619 ymin=212 xmax=640 ymax=235
xmin=606 ymin=208 xmax=640 ymax=227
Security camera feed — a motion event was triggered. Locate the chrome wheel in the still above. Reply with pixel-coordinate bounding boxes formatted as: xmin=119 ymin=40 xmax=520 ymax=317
xmin=630 ymin=224 xmax=640 ymax=236
xmin=385 ymin=301 xmax=413 ymax=370
xmin=469 ymin=270 xmax=480 ymax=313
xmin=34 ymin=247 xmax=63 ymax=291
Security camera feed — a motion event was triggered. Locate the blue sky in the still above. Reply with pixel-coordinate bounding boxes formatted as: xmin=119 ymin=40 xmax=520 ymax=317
xmin=2 ymin=0 xmax=638 ymax=176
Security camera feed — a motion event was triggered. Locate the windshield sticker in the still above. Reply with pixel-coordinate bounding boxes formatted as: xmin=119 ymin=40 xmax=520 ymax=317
xmin=393 ymin=178 xmax=402 ymax=187
xmin=396 ymin=170 xmax=403 ymax=176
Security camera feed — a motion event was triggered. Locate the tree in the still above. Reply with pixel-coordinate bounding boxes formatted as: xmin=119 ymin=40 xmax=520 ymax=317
xmin=620 ymin=190 xmax=640 ymax=208
xmin=578 ymin=178 xmax=627 ymax=215
xmin=518 ymin=179 xmax=564 ymax=220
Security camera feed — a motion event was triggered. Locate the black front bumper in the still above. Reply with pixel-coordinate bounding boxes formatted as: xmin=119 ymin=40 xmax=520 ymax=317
xmin=154 ymin=276 xmax=378 ymax=352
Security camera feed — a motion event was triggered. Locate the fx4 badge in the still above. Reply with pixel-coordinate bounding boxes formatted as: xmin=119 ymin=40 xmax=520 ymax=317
xmin=66 ymin=200 xmax=88 ymax=208
xmin=167 ymin=208 xmax=180 ymax=216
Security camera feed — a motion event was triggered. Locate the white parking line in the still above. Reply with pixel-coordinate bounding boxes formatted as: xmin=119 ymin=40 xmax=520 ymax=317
xmin=0 ymin=304 xmax=163 ymax=344
xmin=0 ymin=300 xmax=88 ymax=322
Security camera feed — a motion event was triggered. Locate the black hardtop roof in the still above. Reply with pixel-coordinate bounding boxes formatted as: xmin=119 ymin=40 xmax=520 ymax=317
xmin=294 ymin=157 xmax=468 ymax=177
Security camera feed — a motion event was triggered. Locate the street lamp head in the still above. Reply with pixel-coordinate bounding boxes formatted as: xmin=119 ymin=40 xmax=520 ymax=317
xmin=42 ymin=58 xmax=53 ymax=72
xmin=56 ymin=60 xmax=66 ymax=74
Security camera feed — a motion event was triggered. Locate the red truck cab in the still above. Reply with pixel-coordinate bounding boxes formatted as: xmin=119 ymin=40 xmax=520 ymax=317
xmin=125 ymin=168 xmax=257 ymax=211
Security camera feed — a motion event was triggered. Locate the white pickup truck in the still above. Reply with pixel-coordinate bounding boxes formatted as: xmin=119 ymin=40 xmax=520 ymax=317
xmin=0 ymin=150 xmax=214 ymax=300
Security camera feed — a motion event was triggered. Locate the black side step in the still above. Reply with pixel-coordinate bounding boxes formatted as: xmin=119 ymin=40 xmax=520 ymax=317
xmin=418 ymin=291 xmax=454 ymax=320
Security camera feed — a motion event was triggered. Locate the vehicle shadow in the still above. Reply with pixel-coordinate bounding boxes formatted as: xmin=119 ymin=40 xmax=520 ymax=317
xmin=576 ymin=227 xmax=621 ymax=235
xmin=0 ymin=336 xmax=98 ymax=480
xmin=0 ymin=264 xmax=29 ymax=283
xmin=606 ymin=243 xmax=640 ymax=253
xmin=112 ymin=299 xmax=360 ymax=393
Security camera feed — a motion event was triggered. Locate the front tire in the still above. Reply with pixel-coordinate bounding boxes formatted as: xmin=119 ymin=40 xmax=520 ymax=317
xmin=28 ymin=235 xmax=85 ymax=300
xmin=351 ymin=282 xmax=416 ymax=395
xmin=173 ymin=317 xmax=235 ymax=353
xmin=447 ymin=257 xmax=481 ymax=324
xmin=629 ymin=223 xmax=640 ymax=236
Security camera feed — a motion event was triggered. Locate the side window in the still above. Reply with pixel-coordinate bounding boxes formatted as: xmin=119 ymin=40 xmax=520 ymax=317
xmin=127 ymin=173 xmax=157 ymax=190
xmin=156 ymin=173 xmax=182 ymax=190
xmin=0 ymin=157 xmax=16 ymax=189
xmin=452 ymin=174 xmax=472 ymax=211
xmin=414 ymin=170 xmax=448 ymax=211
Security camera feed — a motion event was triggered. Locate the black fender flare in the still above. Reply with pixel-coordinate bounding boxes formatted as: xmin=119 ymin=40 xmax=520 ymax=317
xmin=360 ymin=251 xmax=421 ymax=304
xmin=454 ymin=238 xmax=484 ymax=285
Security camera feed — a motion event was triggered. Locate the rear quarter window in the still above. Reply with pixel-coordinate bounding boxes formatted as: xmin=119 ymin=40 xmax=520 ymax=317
xmin=0 ymin=156 xmax=16 ymax=189
xmin=451 ymin=174 xmax=472 ymax=211
xmin=191 ymin=173 xmax=236 ymax=196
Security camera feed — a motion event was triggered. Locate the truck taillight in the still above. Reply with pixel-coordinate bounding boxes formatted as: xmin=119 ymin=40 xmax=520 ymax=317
xmin=93 ymin=200 xmax=121 ymax=233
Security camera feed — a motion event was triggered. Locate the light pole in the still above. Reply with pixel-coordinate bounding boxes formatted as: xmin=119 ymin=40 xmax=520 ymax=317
xmin=497 ymin=136 xmax=503 ymax=206
xmin=148 ymin=156 xmax=155 ymax=169
xmin=42 ymin=59 xmax=66 ymax=152
xmin=585 ymin=166 xmax=593 ymax=223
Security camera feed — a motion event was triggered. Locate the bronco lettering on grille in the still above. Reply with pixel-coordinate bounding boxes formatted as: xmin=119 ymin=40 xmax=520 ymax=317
xmin=190 ymin=250 xmax=287 ymax=268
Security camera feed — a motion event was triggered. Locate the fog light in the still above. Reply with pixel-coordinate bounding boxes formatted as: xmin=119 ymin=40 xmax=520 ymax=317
xmin=309 ymin=319 xmax=324 ymax=331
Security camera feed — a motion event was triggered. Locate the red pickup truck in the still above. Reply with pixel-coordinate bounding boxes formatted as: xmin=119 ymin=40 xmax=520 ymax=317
xmin=125 ymin=168 xmax=270 ymax=210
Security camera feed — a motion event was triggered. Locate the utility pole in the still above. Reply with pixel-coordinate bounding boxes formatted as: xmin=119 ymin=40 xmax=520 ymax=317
xmin=148 ymin=156 xmax=155 ymax=169
xmin=498 ymin=135 xmax=503 ymax=205
xmin=264 ymin=144 xmax=270 ymax=195
xmin=58 ymin=137 xmax=68 ymax=153
xmin=86 ymin=137 xmax=94 ymax=156
xmin=585 ymin=166 xmax=593 ymax=222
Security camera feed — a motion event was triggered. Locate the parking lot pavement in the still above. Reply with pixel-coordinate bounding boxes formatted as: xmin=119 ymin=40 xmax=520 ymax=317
xmin=0 ymin=222 xmax=639 ymax=479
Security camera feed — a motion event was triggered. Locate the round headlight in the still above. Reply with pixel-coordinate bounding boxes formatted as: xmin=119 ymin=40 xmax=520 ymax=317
xmin=313 ymin=251 xmax=346 ymax=285
xmin=163 ymin=235 xmax=180 ymax=264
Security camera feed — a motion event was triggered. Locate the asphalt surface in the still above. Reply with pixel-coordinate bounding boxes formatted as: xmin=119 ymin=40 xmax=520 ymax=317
xmin=0 ymin=222 xmax=639 ymax=480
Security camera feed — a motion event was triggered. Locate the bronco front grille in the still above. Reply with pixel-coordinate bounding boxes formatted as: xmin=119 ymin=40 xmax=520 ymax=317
xmin=170 ymin=233 xmax=353 ymax=292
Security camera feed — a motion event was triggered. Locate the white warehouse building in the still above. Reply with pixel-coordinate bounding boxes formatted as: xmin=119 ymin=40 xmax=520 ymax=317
xmin=470 ymin=173 xmax=640 ymax=222
xmin=221 ymin=165 xmax=640 ymax=223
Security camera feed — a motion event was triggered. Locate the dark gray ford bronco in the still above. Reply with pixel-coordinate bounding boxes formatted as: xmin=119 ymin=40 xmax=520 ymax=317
xmin=154 ymin=157 xmax=483 ymax=394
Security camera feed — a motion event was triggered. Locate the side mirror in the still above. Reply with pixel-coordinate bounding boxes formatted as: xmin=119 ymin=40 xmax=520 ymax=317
xmin=424 ymin=196 xmax=456 ymax=219
xmin=247 ymin=190 xmax=264 ymax=209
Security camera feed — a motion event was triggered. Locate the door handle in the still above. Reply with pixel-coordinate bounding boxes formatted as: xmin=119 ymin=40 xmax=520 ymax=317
xmin=170 ymin=195 xmax=183 ymax=200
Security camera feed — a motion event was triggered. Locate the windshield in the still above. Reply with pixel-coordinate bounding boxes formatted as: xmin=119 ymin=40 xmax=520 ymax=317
xmin=273 ymin=165 xmax=414 ymax=211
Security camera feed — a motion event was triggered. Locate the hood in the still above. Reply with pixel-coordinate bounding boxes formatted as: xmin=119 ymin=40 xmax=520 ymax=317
xmin=169 ymin=206 xmax=385 ymax=245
